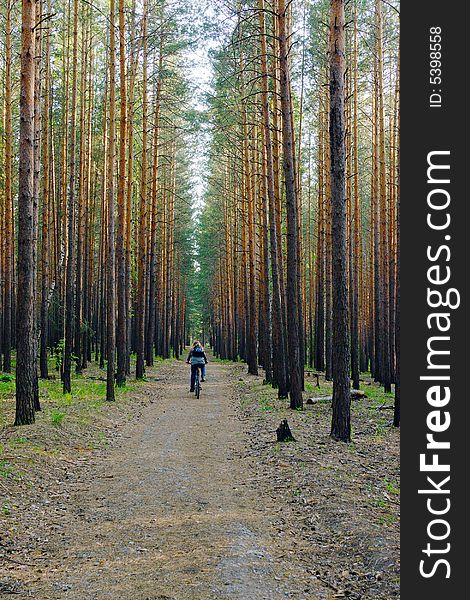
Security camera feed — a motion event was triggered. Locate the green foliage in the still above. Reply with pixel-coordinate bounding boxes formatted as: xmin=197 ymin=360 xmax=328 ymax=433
xmin=0 ymin=376 xmax=15 ymax=399
xmin=384 ymin=477 xmax=399 ymax=496
xmin=258 ymin=396 xmax=275 ymax=412
xmin=8 ymin=436 xmax=29 ymax=448
xmin=80 ymin=320 xmax=95 ymax=340
xmin=304 ymin=381 xmax=332 ymax=396
xmin=51 ymin=410 xmax=65 ymax=426
xmin=52 ymin=339 xmax=65 ymax=372
xmin=1 ymin=503 xmax=12 ymax=516
xmin=0 ymin=459 xmax=13 ymax=478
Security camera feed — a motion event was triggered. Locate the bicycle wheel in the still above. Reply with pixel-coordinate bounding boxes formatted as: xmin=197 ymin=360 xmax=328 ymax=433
xmin=195 ymin=371 xmax=201 ymax=399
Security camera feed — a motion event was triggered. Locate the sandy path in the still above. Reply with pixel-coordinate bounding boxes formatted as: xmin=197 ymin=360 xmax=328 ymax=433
xmin=21 ymin=358 xmax=316 ymax=600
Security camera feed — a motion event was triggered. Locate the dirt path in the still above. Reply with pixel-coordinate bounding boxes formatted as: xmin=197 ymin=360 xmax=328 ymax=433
xmin=11 ymin=359 xmax=323 ymax=600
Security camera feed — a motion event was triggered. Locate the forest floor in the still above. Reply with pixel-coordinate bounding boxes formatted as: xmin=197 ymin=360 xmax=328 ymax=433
xmin=0 ymin=356 xmax=399 ymax=599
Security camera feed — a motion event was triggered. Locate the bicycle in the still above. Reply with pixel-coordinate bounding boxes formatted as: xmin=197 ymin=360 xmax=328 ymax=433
xmin=194 ymin=365 xmax=202 ymax=399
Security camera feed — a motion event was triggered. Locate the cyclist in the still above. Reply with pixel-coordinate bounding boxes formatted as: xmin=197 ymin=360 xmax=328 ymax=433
xmin=186 ymin=340 xmax=208 ymax=392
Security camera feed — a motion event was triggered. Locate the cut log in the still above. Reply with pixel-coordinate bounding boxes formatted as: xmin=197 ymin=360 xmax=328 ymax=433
xmin=305 ymin=390 xmax=367 ymax=405
xmin=351 ymin=389 xmax=367 ymax=399
xmin=276 ymin=419 xmax=296 ymax=442
xmin=306 ymin=397 xmax=331 ymax=404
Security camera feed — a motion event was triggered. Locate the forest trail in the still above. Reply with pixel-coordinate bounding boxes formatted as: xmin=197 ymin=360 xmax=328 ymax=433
xmin=15 ymin=357 xmax=323 ymax=600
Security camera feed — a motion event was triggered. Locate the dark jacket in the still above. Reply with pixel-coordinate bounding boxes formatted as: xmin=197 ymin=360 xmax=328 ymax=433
xmin=186 ymin=345 xmax=208 ymax=365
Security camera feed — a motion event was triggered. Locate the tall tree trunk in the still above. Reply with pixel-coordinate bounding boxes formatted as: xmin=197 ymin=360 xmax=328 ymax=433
xmin=314 ymin=99 xmax=326 ymax=372
xmin=63 ymin=0 xmax=79 ymax=394
xmin=259 ymin=0 xmax=286 ymax=395
xmin=350 ymin=1 xmax=360 ymax=390
xmin=393 ymin=62 xmax=400 ymax=428
xmin=40 ymin=0 xmax=52 ymax=379
xmin=278 ymin=0 xmax=303 ymax=409
xmin=329 ymin=0 xmax=351 ymax=442
xmin=106 ymin=0 xmax=117 ymax=401
xmin=15 ymin=0 xmax=37 ymax=426
xmin=136 ymin=0 xmax=148 ymax=379
xmin=74 ymin=9 xmax=87 ymax=374
xmin=125 ymin=0 xmax=138 ymax=375
xmin=146 ymin=42 xmax=163 ymax=367
xmin=377 ymin=0 xmax=391 ymax=392
xmin=3 ymin=0 xmax=13 ymax=373
xmin=116 ymin=0 xmax=127 ymax=386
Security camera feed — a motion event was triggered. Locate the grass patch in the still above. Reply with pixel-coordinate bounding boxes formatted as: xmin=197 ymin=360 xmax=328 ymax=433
xmin=373 ymin=498 xmax=387 ymax=509
xmin=364 ymin=382 xmax=395 ymax=408
xmin=1 ymin=353 xmax=138 ymax=435
xmin=0 ymin=458 xmax=13 ymax=478
xmin=1 ymin=502 xmax=12 ymax=516
xmin=0 ymin=376 xmax=16 ymax=400
xmin=51 ymin=410 xmax=66 ymax=426
xmin=304 ymin=381 xmax=332 ymax=396
xmin=258 ymin=396 xmax=275 ymax=412
xmin=378 ymin=513 xmax=398 ymax=526
xmin=384 ymin=477 xmax=399 ymax=496
xmin=8 ymin=436 xmax=29 ymax=448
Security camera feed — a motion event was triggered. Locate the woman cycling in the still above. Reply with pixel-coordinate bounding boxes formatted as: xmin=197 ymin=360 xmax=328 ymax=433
xmin=186 ymin=341 xmax=208 ymax=392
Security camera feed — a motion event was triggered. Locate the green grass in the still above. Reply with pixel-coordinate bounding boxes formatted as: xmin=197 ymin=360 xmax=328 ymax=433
xmin=378 ymin=513 xmax=398 ymax=526
xmin=249 ymin=382 xmax=277 ymax=412
xmin=1 ymin=351 xmax=138 ymax=434
xmin=0 ymin=459 xmax=13 ymax=478
xmin=210 ymin=355 xmax=235 ymax=364
xmin=363 ymin=382 xmax=395 ymax=407
xmin=88 ymin=430 xmax=109 ymax=450
xmin=8 ymin=436 xmax=29 ymax=448
xmin=0 ymin=376 xmax=15 ymax=399
xmin=51 ymin=410 xmax=66 ymax=426
xmin=304 ymin=381 xmax=332 ymax=396
xmin=239 ymin=394 xmax=250 ymax=410
xmin=38 ymin=372 xmax=123 ymax=412
xmin=384 ymin=477 xmax=399 ymax=496
xmin=1 ymin=502 xmax=12 ymax=516
xmin=373 ymin=498 xmax=387 ymax=509
xmin=258 ymin=396 xmax=275 ymax=412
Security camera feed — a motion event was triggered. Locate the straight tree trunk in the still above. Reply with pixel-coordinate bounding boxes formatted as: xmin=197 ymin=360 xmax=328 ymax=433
xmin=278 ymin=0 xmax=303 ymax=410
xmin=116 ymin=0 xmax=127 ymax=386
xmin=377 ymin=0 xmax=391 ymax=392
xmin=350 ymin=2 xmax=360 ymax=390
xmin=106 ymin=0 xmax=117 ymax=401
xmin=259 ymin=0 xmax=287 ymax=395
xmin=314 ymin=100 xmax=326 ymax=372
xmin=146 ymin=43 xmax=164 ymax=366
xmin=63 ymin=0 xmax=79 ymax=394
xmin=3 ymin=0 xmax=13 ymax=373
xmin=136 ymin=0 xmax=149 ymax=379
xmin=329 ymin=0 xmax=351 ymax=442
xmin=325 ymin=98 xmax=333 ymax=381
xmin=73 ymin=10 xmax=88 ymax=374
xmin=40 ymin=0 xmax=52 ymax=379
xmin=394 ymin=64 xmax=400 ymax=427
xmin=15 ymin=0 xmax=37 ymax=426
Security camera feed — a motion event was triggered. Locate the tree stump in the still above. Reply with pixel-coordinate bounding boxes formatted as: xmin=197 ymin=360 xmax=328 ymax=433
xmin=276 ymin=419 xmax=296 ymax=442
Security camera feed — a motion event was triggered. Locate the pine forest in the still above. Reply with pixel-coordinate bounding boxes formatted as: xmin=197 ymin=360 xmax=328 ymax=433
xmin=1 ymin=0 xmax=400 ymax=597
